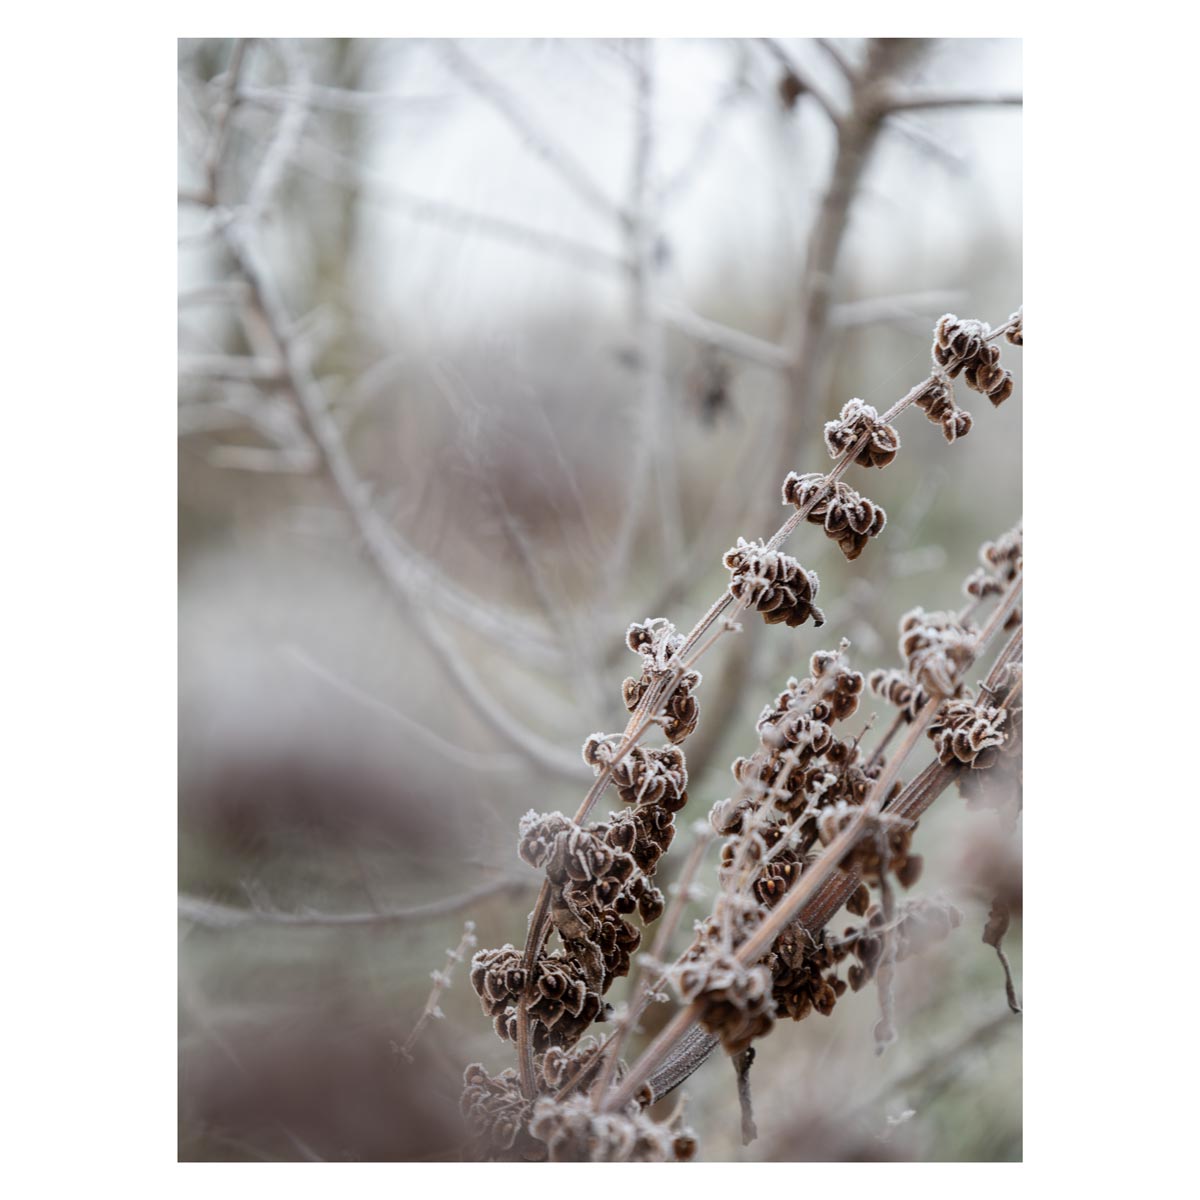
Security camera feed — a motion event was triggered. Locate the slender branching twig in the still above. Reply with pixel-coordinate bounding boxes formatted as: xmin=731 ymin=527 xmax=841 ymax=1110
xmin=178 ymin=880 xmax=531 ymax=931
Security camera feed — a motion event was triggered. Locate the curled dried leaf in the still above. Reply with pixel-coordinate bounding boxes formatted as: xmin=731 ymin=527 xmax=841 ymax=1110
xmin=899 ymin=607 xmax=978 ymax=698
xmin=724 ymin=537 xmax=825 ymax=628
xmin=782 ymin=472 xmax=887 ymax=561
xmin=929 ymin=700 xmax=1008 ymax=769
xmin=676 ymin=952 xmax=777 ymax=1056
xmin=823 ymin=398 xmax=901 ymax=469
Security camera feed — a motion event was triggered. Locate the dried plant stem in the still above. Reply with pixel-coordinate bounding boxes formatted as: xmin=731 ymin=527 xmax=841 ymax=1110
xmin=592 ymin=823 xmax=715 ymax=1104
xmin=994 ymin=944 xmax=1022 ymax=1014
xmin=516 ymin=609 xmax=743 ymax=1092
xmin=733 ymin=1048 xmax=758 ymax=1144
xmin=399 ymin=922 xmax=478 ymax=1062
xmin=866 ymin=710 xmax=909 ymax=771
xmin=550 ymin=941 xmax=698 ymax=1105
xmin=873 ymin=834 xmax=899 ymax=1053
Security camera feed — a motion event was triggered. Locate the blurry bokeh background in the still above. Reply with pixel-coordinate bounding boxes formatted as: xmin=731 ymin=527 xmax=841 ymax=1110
xmin=178 ymin=37 xmax=1021 ymax=1162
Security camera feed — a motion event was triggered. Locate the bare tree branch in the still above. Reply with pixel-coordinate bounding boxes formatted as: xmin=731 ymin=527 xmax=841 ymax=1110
xmin=178 ymin=878 xmax=532 ymax=931
xmin=247 ymin=39 xmax=311 ymax=216
xmin=233 ymin=81 xmax=453 ymax=115
xmin=887 ymin=114 xmax=971 ymax=172
xmin=658 ymin=69 xmax=747 ymax=208
xmin=204 ymin=38 xmax=249 ymax=204
xmin=603 ymin=42 xmax=681 ymax=591
xmin=178 ymin=280 xmax=252 ymax=308
xmin=830 ymin=289 xmax=967 ymax=330
xmin=279 ymin=643 xmax=527 ymax=774
xmin=883 ymin=88 xmax=1023 ymax=113
xmin=399 ymin=922 xmax=478 ymax=1062
xmin=207 ymin=444 xmax=317 ymax=473
xmin=178 ymin=353 xmax=284 ymax=383
xmin=293 ymin=137 xmax=630 ymax=277
xmin=758 ymin=38 xmax=842 ymax=126
xmin=657 ymin=301 xmax=795 ymax=371
xmin=439 ymin=40 xmax=625 ymax=224
xmin=816 ymin=37 xmax=857 ymax=81
xmin=219 ymin=222 xmax=587 ymax=775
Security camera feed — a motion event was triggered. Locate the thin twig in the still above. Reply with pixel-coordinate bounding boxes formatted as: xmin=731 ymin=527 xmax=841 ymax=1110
xmin=234 ymin=81 xmax=452 ymax=115
xmin=292 ymin=137 xmax=630 ymax=277
xmin=439 ymin=40 xmax=623 ymax=224
xmin=399 ymin=922 xmax=478 ymax=1062
xmin=656 ymin=302 xmax=795 ymax=371
xmin=830 ymin=290 xmax=967 ymax=330
xmin=758 ymin=39 xmax=842 ymax=127
xmin=178 ymin=879 xmax=530 ymax=931
xmin=816 ymin=38 xmax=857 ymax=81
xmin=279 ymin=644 xmax=525 ymax=774
xmin=204 ymin=39 xmax=249 ymax=203
xmin=605 ymin=42 xmax=681 ymax=591
xmin=247 ymin=39 xmax=311 ymax=216
xmin=179 ymin=353 xmax=284 ymax=383
xmin=658 ymin=71 xmax=747 ymax=207
xmin=592 ymin=821 xmax=715 ymax=1103
xmin=851 ymin=1008 xmax=1016 ymax=1119
xmin=882 ymin=88 xmax=1023 ymax=113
